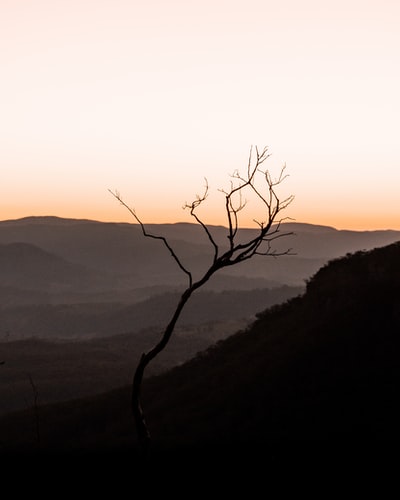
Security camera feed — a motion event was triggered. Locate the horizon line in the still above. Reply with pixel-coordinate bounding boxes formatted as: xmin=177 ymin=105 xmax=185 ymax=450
xmin=1 ymin=214 xmax=400 ymax=233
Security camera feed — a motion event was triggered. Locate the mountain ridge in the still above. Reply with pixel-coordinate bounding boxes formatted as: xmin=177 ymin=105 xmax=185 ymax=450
xmin=2 ymin=215 xmax=397 ymax=232
xmin=0 ymin=216 xmax=399 ymax=291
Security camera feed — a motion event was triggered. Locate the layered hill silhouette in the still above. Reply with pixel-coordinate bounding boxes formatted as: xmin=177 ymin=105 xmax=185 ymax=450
xmin=0 ymin=286 xmax=301 ymax=341
xmin=1 ymin=239 xmax=399 ymax=464
xmin=1 ymin=215 xmax=398 ymax=347
xmin=1 ymin=216 xmax=399 ymax=298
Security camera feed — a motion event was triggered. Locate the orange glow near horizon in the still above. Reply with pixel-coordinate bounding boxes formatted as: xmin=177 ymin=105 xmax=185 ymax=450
xmin=1 ymin=1 xmax=400 ymax=231
xmin=4 ymin=191 xmax=400 ymax=232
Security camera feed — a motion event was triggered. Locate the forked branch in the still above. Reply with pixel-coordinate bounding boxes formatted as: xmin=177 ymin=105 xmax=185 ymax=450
xmin=183 ymin=179 xmax=219 ymax=263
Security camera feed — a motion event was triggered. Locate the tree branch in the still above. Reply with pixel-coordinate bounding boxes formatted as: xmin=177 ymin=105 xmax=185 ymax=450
xmin=109 ymin=189 xmax=193 ymax=287
xmin=183 ymin=179 xmax=219 ymax=262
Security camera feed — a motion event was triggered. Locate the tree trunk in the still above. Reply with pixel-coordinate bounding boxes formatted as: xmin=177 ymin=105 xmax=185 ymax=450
xmin=131 ymin=288 xmax=194 ymax=458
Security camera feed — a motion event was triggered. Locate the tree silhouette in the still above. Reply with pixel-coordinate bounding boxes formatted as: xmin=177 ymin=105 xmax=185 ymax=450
xmin=110 ymin=145 xmax=295 ymax=458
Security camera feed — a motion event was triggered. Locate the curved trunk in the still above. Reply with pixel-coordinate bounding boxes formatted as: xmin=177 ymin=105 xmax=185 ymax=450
xmin=131 ymin=288 xmax=193 ymax=457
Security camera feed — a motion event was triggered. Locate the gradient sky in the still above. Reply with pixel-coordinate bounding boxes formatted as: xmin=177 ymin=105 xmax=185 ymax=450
xmin=1 ymin=0 xmax=399 ymax=230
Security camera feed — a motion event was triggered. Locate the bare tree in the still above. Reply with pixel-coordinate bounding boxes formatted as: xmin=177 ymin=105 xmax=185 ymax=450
xmin=110 ymin=145 xmax=295 ymax=457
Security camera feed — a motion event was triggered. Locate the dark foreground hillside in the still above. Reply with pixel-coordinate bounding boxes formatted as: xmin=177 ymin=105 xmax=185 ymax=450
xmin=1 ymin=242 xmax=400 ymax=471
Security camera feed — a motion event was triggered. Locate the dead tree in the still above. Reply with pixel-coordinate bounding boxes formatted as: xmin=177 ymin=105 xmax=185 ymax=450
xmin=110 ymin=145 xmax=295 ymax=457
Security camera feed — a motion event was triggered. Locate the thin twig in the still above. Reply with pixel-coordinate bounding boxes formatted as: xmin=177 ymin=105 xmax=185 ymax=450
xmin=183 ymin=179 xmax=219 ymax=262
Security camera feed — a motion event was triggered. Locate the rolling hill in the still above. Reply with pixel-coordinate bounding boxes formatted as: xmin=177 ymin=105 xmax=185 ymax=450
xmin=0 ymin=242 xmax=101 ymax=291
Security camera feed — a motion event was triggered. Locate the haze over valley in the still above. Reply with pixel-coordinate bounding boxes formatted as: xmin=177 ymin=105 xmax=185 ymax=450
xmin=1 ymin=215 xmax=399 ymax=422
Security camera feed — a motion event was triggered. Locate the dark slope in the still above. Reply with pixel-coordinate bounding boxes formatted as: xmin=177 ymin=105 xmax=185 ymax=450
xmin=1 ymin=241 xmax=400 ymax=465
xmin=143 ymin=242 xmax=400 ymax=446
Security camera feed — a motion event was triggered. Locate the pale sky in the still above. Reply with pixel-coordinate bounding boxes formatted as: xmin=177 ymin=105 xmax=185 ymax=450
xmin=1 ymin=0 xmax=399 ymax=230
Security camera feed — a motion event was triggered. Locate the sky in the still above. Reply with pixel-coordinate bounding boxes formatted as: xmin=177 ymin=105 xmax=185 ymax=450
xmin=1 ymin=0 xmax=399 ymax=230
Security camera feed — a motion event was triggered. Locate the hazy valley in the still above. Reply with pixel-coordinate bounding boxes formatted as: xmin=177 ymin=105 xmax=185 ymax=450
xmin=1 ymin=216 xmax=400 ymax=463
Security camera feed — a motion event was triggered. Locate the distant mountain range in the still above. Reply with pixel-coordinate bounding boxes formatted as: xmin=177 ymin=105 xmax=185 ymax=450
xmin=0 ymin=216 xmax=398 ymax=345
xmin=0 ymin=216 xmax=399 ymax=299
